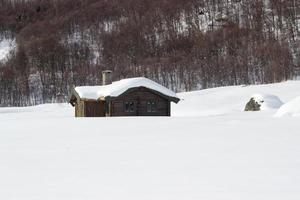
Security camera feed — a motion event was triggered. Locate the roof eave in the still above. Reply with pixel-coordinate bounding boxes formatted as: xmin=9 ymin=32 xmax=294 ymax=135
xmin=171 ymin=97 xmax=180 ymax=104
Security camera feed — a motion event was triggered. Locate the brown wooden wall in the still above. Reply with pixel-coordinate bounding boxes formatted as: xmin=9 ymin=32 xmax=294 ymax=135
xmin=74 ymin=87 xmax=172 ymax=117
xmin=75 ymin=100 xmax=85 ymax=117
xmin=75 ymin=100 xmax=105 ymax=117
xmin=109 ymin=87 xmax=171 ymax=117
xmin=84 ymin=101 xmax=105 ymax=117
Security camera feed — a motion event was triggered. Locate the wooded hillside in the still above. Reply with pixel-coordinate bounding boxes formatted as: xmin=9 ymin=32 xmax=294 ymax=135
xmin=0 ymin=0 xmax=299 ymax=106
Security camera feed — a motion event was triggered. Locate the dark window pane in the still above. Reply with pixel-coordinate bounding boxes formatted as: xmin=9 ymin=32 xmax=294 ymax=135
xmin=130 ymin=102 xmax=135 ymax=112
xmin=124 ymin=101 xmax=135 ymax=113
xmin=147 ymin=101 xmax=152 ymax=112
xmin=147 ymin=100 xmax=157 ymax=112
xmin=151 ymin=101 xmax=157 ymax=112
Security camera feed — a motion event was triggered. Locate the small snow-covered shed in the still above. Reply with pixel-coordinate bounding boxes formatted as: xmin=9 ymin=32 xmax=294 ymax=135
xmin=69 ymin=72 xmax=180 ymax=117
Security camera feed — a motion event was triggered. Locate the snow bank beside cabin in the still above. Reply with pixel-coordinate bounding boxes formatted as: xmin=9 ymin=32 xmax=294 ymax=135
xmin=0 ymin=104 xmax=71 ymax=118
xmin=275 ymin=96 xmax=300 ymax=117
xmin=75 ymin=77 xmax=179 ymax=100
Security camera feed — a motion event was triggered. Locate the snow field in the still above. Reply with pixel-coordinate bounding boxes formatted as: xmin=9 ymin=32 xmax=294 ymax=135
xmin=275 ymin=96 xmax=300 ymax=117
xmin=174 ymin=81 xmax=300 ymax=117
xmin=0 ymin=81 xmax=300 ymax=200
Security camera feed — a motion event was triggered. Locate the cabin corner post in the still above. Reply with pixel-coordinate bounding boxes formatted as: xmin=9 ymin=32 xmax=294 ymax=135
xmin=75 ymin=104 xmax=78 ymax=117
xmin=167 ymin=102 xmax=171 ymax=116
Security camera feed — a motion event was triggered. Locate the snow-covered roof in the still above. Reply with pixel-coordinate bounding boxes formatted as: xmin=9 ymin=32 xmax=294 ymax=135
xmin=73 ymin=77 xmax=179 ymax=102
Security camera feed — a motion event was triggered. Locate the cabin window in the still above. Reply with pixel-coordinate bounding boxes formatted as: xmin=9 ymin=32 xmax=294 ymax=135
xmin=147 ymin=100 xmax=157 ymax=112
xmin=124 ymin=101 xmax=136 ymax=113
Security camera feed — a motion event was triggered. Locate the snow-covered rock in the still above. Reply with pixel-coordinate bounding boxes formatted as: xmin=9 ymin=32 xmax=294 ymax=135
xmin=245 ymin=94 xmax=283 ymax=111
xmin=274 ymin=96 xmax=300 ymax=117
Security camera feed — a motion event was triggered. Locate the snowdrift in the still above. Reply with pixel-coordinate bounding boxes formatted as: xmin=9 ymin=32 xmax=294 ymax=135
xmin=275 ymin=96 xmax=300 ymax=117
xmin=173 ymin=81 xmax=300 ymax=116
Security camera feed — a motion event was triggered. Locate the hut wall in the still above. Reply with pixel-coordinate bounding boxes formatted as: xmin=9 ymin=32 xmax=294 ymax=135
xmin=75 ymin=100 xmax=85 ymax=117
xmin=84 ymin=101 xmax=105 ymax=117
xmin=110 ymin=87 xmax=171 ymax=116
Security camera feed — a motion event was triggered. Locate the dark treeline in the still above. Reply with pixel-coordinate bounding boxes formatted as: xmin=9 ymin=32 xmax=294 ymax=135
xmin=0 ymin=0 xmax=299 ymax=106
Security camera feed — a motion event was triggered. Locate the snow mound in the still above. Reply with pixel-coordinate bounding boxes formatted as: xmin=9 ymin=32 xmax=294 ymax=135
xmin=249 ymin=94 xmax=283 ymax=111
xmin=75 ymin=77 xmax=179 ymax=101
xmin=0 ymin=38 xmax=15 ymax=62
xmin=274 ymin=96 xmax=300 ymax=117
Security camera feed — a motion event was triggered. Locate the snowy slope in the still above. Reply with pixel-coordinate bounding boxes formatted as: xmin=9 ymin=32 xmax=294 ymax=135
xmin=174 ymin=80 xmax=300 ymax=116
xmin=0 ymin=81 xmax=300 ymax=200
xmin=275 ymin=96 xmax=300 ymax=117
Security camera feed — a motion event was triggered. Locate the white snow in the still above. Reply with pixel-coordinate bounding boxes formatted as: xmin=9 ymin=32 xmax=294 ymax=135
xmin=1 ymin=81 xmax=300 ymax=200
xmin=0 ymin=38 xmax=15 ymax=62
xmin=275 ymin=95 xmax=300 ymax=117
xmin=250 ymin=94 xmax=283 ymax=110
xmin=173 ymin=81 xmax=300 ymax=117
xmin=75 ymin=77 xmax=179 ymax=100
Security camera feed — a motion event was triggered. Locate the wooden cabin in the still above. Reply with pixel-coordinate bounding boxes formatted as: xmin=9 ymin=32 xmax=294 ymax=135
xmin=69 ymin=71 xmax=180 ymax=117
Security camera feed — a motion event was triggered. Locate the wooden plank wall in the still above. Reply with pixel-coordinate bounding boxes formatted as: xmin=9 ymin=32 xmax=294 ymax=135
xmin=84 ymin=101 xmax=105 ymax=117
xmin=75 ymin=100 xmax=85 ymax=117
xmin=110 ymin=87 xmax=170 ymax=116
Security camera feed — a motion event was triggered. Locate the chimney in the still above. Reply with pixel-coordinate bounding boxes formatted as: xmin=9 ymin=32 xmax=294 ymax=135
xmin=102 ymin=70 xmax=113 ymax=85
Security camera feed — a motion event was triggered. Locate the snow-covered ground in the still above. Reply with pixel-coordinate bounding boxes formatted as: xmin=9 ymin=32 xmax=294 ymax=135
xmin=275 ymin=96 xmax=300 ymax=117
xmin=0 ymin=81 xmax=300 ymax=200
xmin=0 ymin=38 xmax=15 ymax=62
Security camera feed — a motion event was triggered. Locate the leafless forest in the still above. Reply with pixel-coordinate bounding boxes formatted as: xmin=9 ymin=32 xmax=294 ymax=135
xmin=0 ymin=0 xmax=299 ymax=106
